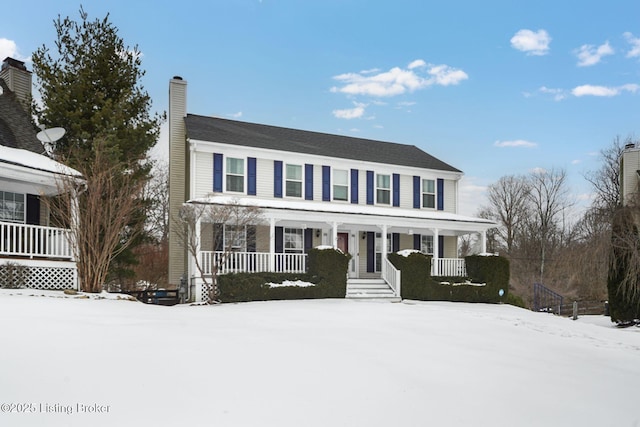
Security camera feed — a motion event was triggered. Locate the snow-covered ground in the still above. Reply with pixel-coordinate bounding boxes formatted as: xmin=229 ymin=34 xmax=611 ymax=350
xmin=1 ymin=289 xmax=639 ymax=427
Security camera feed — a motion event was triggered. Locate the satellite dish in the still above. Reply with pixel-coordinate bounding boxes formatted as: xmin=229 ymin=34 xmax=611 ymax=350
xmin=37 ymin=127 xmax=66 ymax=143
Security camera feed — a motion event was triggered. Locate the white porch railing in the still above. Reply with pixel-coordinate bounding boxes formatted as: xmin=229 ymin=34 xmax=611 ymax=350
xmin=0 ymin=221 xmax=73 ymax=260
xmin=199 ymin=251 xmax=307 ymax=275
xmin=432 ymin=258 xmax=467 ymax=276
xmin=382 ymin=256 xmax=401 ymax=297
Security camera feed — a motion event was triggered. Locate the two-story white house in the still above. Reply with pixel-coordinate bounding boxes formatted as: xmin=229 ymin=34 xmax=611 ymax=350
xmin=168 ymin=76 xmax=495 ymax=302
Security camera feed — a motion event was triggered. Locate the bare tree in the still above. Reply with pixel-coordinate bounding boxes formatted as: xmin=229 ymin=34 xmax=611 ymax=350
xmin=143 ymin=160 xmax=170 ymax=244
xmin=483 ymin=175 xmax=530 ymax=254
xmin=173 ymin=199 xmax=263 ymax=303
xmin=49 ymin=141 xmax=147 ymax=293
xmin=526 ymin=168 xmax=573 ymax=282
xmin=584 ymin=136 xmax=629 ymax=216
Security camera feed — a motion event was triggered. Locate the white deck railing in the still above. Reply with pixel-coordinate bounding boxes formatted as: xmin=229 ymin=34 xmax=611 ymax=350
xmin=432 ymin=258 xmax=466 ymax=276
xmin=0 ymin=221 xmax=73 ymax=260
xmin=382 ymin=256 xmax=401 ymax=297
xmin=199 ymin=251 xmax=307 ymax=275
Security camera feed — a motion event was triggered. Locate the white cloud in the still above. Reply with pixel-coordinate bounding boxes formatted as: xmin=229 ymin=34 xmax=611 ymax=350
xmin=330 ymin=59 xmax=468 ymax=97
xmin=575 ymin=41 xmax=614 ymax=67
xmin=0 ymin=38 xmax=28 ymax=62
xmin=571 ymin=84 xmax=639 ymax=97
xmin=510 ymin=29 xmax=551 ymax=56
xmin=494 ymin=139 xmax=538 ymax=148
xmin=539 ymin=86 xmax=567 ymax=101
xmin=571 ymin=159 xmax=581 ymax=165
xmin=227 ymin=111 xmax=243 ymax=118
xmin=458 ymin=176 xmax=489 ymax=216
xmin=332 ymin=102 xmax=366 ymax=119
xmin=624 ymin=32 xmax=640 ymax=58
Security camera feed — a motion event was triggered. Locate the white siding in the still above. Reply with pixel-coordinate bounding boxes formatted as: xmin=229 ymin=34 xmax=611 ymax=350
xmin=194 ymin=152 xmax=213 ymax=198
xmin=256 ymin=158 xmax=273 ymax=198
xmin=400 ymin=175 xmax=414 ymax=209
xmin=443 ymin=179 xmax=457 ymax=214
xmin=314 ymin=163 xmax=323 ymax=201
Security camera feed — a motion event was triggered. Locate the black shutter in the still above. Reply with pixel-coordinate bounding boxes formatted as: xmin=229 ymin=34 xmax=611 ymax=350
xmin=392 ymin=233 xmax=400 ymax=253
xmin=26 ymin=194 xmax=40 ymax=225
xmin=413 ymin=234 xmax=421 ymax=251
xmin=304 ymin=228 xmax=313 ymax=253
xmin=275 ymin=227 xmax=284 ymax=253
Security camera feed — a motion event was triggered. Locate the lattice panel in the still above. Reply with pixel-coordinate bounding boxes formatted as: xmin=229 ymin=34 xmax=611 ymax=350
xmin=0 ymin=264 xmax=77 ymax=290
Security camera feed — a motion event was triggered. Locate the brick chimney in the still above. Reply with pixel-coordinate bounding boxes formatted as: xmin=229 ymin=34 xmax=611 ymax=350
xmin=0 ymin=57 xmax=32 ymax=112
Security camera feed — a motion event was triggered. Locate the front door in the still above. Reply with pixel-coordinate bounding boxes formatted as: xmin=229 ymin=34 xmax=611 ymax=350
xmin=337 ymin=232 xmax=357 ymax=278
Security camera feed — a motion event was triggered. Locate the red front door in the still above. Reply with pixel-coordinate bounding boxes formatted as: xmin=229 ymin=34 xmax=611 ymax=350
xmin=337 ymin=232 xmax=349 ymax=254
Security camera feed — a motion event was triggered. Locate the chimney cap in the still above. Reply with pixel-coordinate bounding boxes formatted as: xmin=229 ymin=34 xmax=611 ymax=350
xmin=2 ymin=57 xmax=28 ymax=71
xmin=625 ymin=143 xmax=636 ymax=150
xmin=172 ymin=75 xmax=183 ymax=81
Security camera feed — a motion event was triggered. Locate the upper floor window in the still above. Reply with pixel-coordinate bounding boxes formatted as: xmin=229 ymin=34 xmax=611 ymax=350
xmin=284 ymin=228 xmax=304 ymax=253
xmin=422 ymin=179 xmax=435 ymax=209
xmin=286 ymin=164 xmax=303 ymax=198
xmin=0 ymin=191 xmax=25 ymax=223
xmin=333 ymin=169 xmax=348 ymax=201
xmin=226 ymin=158 xmax=245 ymax=193
xmin=421 ymin=235 xmax=433 ymax=255
xmin=376 ymin=174 xmax=390 ymax=205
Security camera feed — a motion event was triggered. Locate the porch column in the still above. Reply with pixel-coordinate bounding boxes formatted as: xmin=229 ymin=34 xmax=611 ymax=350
xmin=269 ymin=218 xmax=276 ymax=272
xmin=332 ymin=221 xmax=338 ymax=249
xmin=432 ymin=228 xmax=440 ymax=276
xmin=480 ymin=230 xmax=487 ymax=254
xmin=381 ymin=224 xmax=388 ymax=276
xmin=69 ymin=188 xmax=80 ymax=262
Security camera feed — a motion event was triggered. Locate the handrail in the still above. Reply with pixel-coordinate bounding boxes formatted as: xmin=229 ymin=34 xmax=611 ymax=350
xmin=382 ymin=256 xmax=401 ymax=298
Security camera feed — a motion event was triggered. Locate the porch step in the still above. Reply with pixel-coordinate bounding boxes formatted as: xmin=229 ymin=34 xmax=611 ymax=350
xmin=346 ymin=279 xmax=400 ymax=301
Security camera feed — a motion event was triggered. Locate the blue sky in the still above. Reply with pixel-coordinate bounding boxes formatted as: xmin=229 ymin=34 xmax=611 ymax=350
xmin=3 ymin=0 xmax=640 ymax=216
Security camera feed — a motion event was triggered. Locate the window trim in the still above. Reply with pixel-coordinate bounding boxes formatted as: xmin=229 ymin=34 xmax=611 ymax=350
xmin=332 ymin=169 xmax=349 ymax=202
xmin=422 ymin=178 xmax=436 ymax=209
xmin=223 ymin=224 xmax=247 ymax=252
xmin=285 ymin=163 xmax=303 ymax=198
xmin=420 ymin=235 xmax=434 ymax=255
xmin=0 ymin=191 xmax=26 ymax=224
xmin=284 ymin=227 xmax=304 ymax=253
xmin=225 ymin=157 xmax=246 ymax=193
xmin=376 ymin=173 xmax=391 ymax=205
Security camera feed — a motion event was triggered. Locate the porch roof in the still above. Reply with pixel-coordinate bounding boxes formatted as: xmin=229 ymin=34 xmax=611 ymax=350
xmin=0 ymin=145 xmax=82 ymax=195
xmin=188 ymin=195 xmax=496 ymax=236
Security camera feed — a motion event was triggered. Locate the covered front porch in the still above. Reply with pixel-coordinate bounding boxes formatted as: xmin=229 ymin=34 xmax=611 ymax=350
xmin=0 ymin=145 xmax=81 ymax=290
xmin=188 ymin=196 xmax=495 ymax=302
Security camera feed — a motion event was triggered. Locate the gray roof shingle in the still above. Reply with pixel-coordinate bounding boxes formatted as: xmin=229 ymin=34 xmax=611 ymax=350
xmin=0 ymin=78 xmax=45 ymax=154
xmin=185 ymin=114 xmax=462 ymax=173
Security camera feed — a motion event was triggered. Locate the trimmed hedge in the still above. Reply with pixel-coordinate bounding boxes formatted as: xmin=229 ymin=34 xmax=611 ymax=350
xmin=218 ymin=248 xmax=349 ymax=303
xmin=388 ymin=252 xmax=510 ymax=303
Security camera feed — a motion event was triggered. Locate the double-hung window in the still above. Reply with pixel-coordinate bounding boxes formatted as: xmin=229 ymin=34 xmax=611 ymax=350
xmin=420 ymin=235 xmax=434 ymax=255
xmin=376 ymin=174 xmax=390 ymax=205
xmin=333 ymin=169 xmax=348 ymax=201
xmin=224 ymin=225 xmax=246 ymax=252
xmin=226 ymin=158 xmax=245 ymax=193
xmin=286 ymin=164 xmax=303 ymax=198
xmin=422 ymin=179 xmax=435 ymax=208
xmin=284 ymin=228 xmax=304 ymax=253
xmin=0 ymin=191 xmax=25 ymax=223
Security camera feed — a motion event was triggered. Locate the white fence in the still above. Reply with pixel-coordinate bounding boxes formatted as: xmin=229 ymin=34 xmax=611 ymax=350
xmin=0 ymin=221 xmax=73 ymax=259
xmin=199 ymin=251 xmax=307 ymax=275
xmin=432 ymin=258 xmax=466 ymax=276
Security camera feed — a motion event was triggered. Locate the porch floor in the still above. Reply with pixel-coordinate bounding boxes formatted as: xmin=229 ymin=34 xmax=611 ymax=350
xmin=346 ymin=279 xmax=400 ymax=301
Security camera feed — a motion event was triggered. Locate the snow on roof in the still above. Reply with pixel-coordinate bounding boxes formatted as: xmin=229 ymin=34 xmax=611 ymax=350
xmin=0 ymin=144 xmax=81 ymax=177
xmin=188 ymin=194 xmax=496 ymax=227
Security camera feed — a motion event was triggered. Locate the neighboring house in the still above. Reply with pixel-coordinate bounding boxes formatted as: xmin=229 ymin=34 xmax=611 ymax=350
xmin=620 ymin=142 xmax=640 ymax=207
xmin=168 ymin=76 xmax=495 ymax=302
xmin=0 ymin=57 xmax=80 ymax=290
